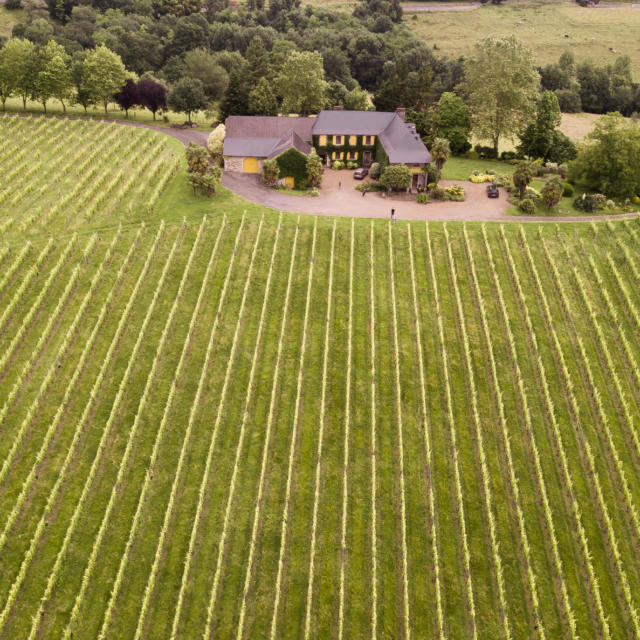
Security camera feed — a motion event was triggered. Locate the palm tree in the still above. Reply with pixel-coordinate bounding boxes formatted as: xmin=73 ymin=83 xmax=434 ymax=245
xmin=430 ymin=137 xmax=451 ymax=171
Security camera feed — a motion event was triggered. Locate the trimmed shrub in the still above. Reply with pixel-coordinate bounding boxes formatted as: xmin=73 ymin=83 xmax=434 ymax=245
xmin=500 ymin=150 xmax=521 ymax=162
xmin=369 ymin=162 xmax=381 ymax=180
xmin=332 ymin=160 xmax=345 ymax=170
xmin=563 ymin=182 xmax=574 ymax=197
xmin=417 ymin=193 xmax=428 ymax=204
xmin=474 ymin=144 xmax=498 ymax=159
xmin=573 ymin=193 xmax=607 ymax=213
xmin=519 ymin=198 xmax=536 ymax=215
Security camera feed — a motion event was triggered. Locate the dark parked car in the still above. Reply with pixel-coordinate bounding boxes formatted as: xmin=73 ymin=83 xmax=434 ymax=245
xmin=487 ymin=184 xmax=499 ymax=198
xmin=353 ymin=167 xmax=368 ymax=180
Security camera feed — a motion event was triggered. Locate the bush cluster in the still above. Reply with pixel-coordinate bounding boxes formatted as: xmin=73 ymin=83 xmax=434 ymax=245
xmin=573 ymin=193 xmax=608 ymax=213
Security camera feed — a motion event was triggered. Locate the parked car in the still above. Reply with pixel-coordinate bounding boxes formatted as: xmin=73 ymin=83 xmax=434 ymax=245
xmin=486 ymin=184 xmax=499 ymax=198
xmin=353 ymin=167 xmax=368 ymax=180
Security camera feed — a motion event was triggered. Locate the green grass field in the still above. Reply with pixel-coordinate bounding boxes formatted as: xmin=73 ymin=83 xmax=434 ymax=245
xmin=0 ymin=6 xmax=24 ymax=38
xmin=2 ymin=118 xmax=640 ymax=639
xmin=409 ymin=0 xmax=640 ymax=79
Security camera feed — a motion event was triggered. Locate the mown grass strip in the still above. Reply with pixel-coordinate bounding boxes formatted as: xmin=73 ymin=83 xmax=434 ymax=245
xmin=369 ymin=220 xmax=378 ymax=640
xmin=234 ymin=217 xmax=300 ymax=640
xmin=388 ymin=222 xmax=412 ymax=640
xmin=337 ymin=219 xmax=355 ymax=640
xmin=407 ymin=225 xmax=446 ymax=640
xmin=268 ymin=218 xmax=318 ymax=640
xmin=302 ymin=219 xmax=336 ymax=640
xmin=427 ymin=223 xmax=478 ymax=640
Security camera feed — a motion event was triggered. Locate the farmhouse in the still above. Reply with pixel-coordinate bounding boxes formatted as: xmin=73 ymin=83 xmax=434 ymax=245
xmin=223 ymin=107 xmax=432 ymax=191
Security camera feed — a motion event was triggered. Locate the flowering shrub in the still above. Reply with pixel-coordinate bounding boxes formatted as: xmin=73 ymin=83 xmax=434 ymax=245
xmin=332 ymin=160 xmax=345 ymax=170
xmin=445 ymin=185 xmax=465 ymax=201
xmin=469 ymin=171 xmax=496 ymax=183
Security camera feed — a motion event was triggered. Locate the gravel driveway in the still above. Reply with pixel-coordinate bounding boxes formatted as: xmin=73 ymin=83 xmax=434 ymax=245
xmin=223 ymin=170 xmax=514 ymax=221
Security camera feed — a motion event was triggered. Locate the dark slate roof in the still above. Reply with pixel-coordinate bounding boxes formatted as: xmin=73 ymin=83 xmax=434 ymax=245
xmin=223 ymin=116 xmax=314 ymax=157
xmin=313 ymin=110 xmax=395 ymax=135
xmin=379 ymin=118 xmax=432 ymax=165
xmin=267 ymin=129 xmax=311 ymax=159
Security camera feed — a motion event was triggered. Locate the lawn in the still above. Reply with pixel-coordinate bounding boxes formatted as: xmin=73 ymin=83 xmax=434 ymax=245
xmin=0 ymin=6 xmax=23 ymax=38
xmin=408 ymin=0 xmax=640 ymax=79
xmin=441 ymin=155 xmax=516 ymax=180
xmin=2 ymin=117 xmax=640 ymax=640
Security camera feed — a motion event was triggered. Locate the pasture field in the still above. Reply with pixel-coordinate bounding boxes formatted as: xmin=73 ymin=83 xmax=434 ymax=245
xmin=408 ymin=0 xmax=640 ymax=79
xmin=3 ymin=118 xmax=640 ymax=639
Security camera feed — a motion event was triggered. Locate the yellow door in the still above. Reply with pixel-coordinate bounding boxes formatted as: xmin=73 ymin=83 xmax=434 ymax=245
xmin=284 ymin=176 xmax=295 ymax=189
xmin=243 ymin=157 xmax=259 ymax=173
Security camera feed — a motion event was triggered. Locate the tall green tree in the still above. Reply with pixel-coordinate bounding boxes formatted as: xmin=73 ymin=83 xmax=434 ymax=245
xmin=277 ymin=51 xmax=327 ymax=116
xmin=34 ymin=40 xmax=72 ymax=112
xmin=463 ymin=36 xmax=540 ymax=155
xmin=183 ymin=48 xmax=228 ymax=102
xmin=248 ymin=77 xmax=278 ymax=116
xmin=83 ymin=45 xmax=127 ymax=114
xmin=517 ymin=90 xmax=561 ymax=161
xmin=379 ymin=163 xmax=412 ymax=191
xmin=219 ymin=70 xmax=249 ymax=120
xmin=168 ymin=78 xmax=208 ymax=122
xmin=0 ymin=38 xmax=34 ymax=110
xmin=431 ymin=92 xmax=470 ymax=154
xmin=569 ymin=113 xmax=640 ymax=198
xmin=245 ymin=36 xmax=270 ymax=86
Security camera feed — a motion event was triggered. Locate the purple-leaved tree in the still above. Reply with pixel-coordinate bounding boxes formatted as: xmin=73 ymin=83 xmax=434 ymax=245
xmin=137 ymin=78 xmax=168 ymax=121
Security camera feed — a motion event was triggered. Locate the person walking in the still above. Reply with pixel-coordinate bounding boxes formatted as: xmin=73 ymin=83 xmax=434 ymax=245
xmin=362 ymin=186 xmax=367 ymax=197
xmin=338 ymin=181 xmax=342 ymax=190
xmin=391 ymin=208 xmax=396 ymax=224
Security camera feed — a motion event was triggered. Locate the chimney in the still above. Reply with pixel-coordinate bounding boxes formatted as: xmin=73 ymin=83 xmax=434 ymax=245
xmin=395 ymin=107 xmax=406 ymax=121
xmin=333 ymin=105 xmax=344 ymax=111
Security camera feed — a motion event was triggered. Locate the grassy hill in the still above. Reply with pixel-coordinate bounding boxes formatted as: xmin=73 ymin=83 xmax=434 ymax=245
xmin=408 ymin=0 xmax=640 ymax=78
xmin=2 ymin=118 xmax=640 ymax=639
